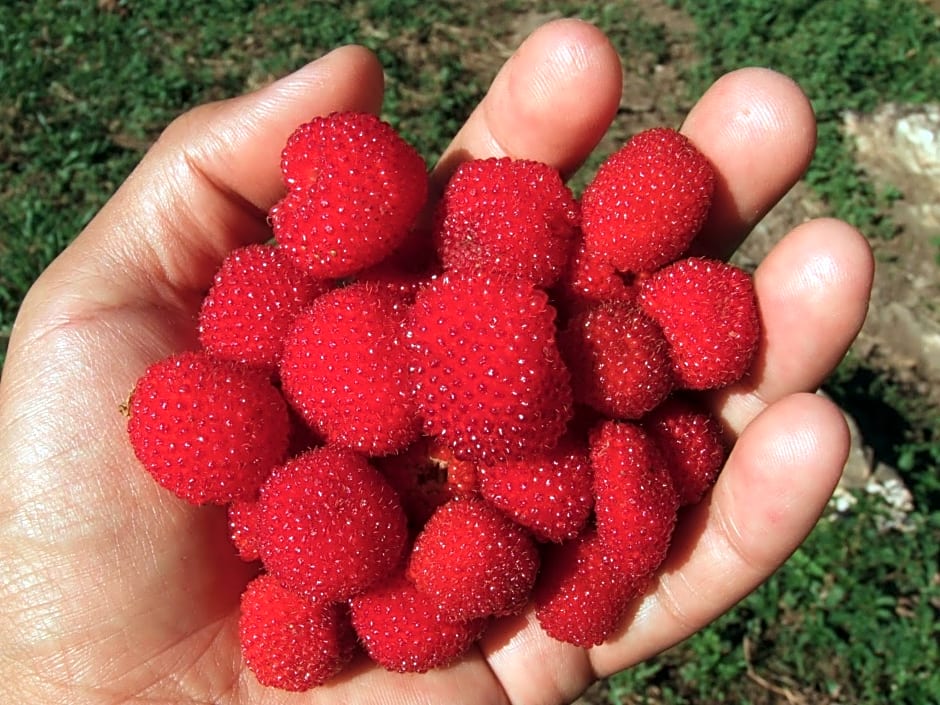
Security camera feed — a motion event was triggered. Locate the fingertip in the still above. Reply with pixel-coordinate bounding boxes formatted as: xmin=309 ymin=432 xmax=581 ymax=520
xmin=260 ymin=45 xmax=386 ymax=119
xmin=436 ymin=18 xmax=622 ymax=184
xmin=723 ymin=391 xmax=849 ymax=539
xmin=683 ymin=67 xmax=817 ymax=256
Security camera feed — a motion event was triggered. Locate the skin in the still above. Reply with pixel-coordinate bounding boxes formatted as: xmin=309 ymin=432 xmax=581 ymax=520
xmin=0 ymin=19 xmax=873 ymax=705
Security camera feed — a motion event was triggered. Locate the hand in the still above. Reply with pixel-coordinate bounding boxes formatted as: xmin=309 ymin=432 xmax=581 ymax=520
xmin=0 ymin=19 xmax=873 ymax=704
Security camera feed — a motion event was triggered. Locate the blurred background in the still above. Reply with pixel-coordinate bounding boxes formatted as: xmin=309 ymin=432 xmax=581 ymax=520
xmin=1 ymin=1 xmax=937 ymax=702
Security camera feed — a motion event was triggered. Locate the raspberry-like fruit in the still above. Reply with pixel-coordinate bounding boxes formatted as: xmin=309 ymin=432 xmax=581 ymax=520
xmin=257 ymin=447 xmax=408 ymax=601
xmin=591 ymin=420 xmax=679 ymax=579
xmin=271 ymin=111 xmax=428 ymax=278
xmin=434 ymin=157 xmax=579 ymax=286
xmin=350 ymin=572 xmax=488 ymax=673
xmin=198 ymin=244 xmax=329 ymax=369
xmin=535 ymin=528 xmax=645 ymax=647
xmin=127 ymin=351 xmax=290 ymax=505
xmin=581 ymin=127 xmax=715 ymax=276
xmin=407 ymin=273 xmax=573 ymax=462
xmin=478 ymin=435 xmax=593 ymax=543
xmin=643 ymin=396 xmax=727 ymax=506
xmin=239 ymin=574 xmax=355 ymax=691
xmin=407 ymin=496 xmax=539 ymax=620
xmin=639 ymin=257 xmax=760 ymax=389
xmin=559 ymin=300 xmax=674 ymax=419
xmin=278 ymin=282 xmax=419 ymax=456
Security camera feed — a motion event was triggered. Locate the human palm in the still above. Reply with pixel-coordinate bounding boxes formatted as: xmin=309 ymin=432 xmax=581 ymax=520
xmin=0 ymin=21 xmax=873 ymax=704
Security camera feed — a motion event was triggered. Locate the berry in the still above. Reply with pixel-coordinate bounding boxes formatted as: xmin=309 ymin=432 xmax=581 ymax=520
xmin=407 ymin=496 xmax=539 ymax=620
xmin=272 ymin=111 xmax=428 ymax=278
xmin=591 ymin=420 xmax=679 ymax=579
xmin=559 ymin=300 xmax=674 ymax=419
xmin=643 ymin=396 xmax=727 ymax=506
xmin=535 ymin=529 xmax=645 ymax=647
xmin=407 ymin=272 xmax=573 ymax=462
xmin=278 ymin=282 xmax=419 ymax=456
xmin=239 ymin=574 xmax=355 ymax=691
xmin=477 ymin=436 xmax=593 ymax=543
xmin=257 ymin=447 xmax=408 ymax=601
xmin=434 ymin=157 xmax=579 ymax=286
xmin=581 ymin=127 xmax=715 ymax=275
xmin=639 ymin=257 xmax=760 ymax=389
xmin=127 ymin=351 xmax=290 ymax=505
xmin=350 ymin=572 xmax=488 ymax=673
xmin=198 ymin=244 xmax=329 ymax=369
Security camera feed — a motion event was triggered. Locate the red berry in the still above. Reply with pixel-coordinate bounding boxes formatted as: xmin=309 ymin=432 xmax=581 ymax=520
xmin=407 ymin=496 xmax=539 ymax=620
xmin=198 ymin=244 xmax=329 ymax=369
xmin=581 ymin=128 xmax=715 ymax=275
xmin=407 ymin=273 xmax=573 ymax=462
xmin=639 ymin=257 xmax=760 ymax=389
xmin=350 ymin=572 xmax=488 ymax=673
xmin=478 ymin=436 xmax=593 ymax=543
xmin=643 ymin=396 xmax=727 ymax=506
xmin=127 ymin=351 xmax=290 ymax=505
xmin=559 ymin=300 xmax=674 ymax=419
xmin=591 ymin=420 xmax=679 ymax=579
xmin=258 ymin=448 xmax=408 ymax=601
xmin=434 ymin=157 xmax=579 ymax=286
xmin=239 ymin=574 xmax=355 ymax=691
xmin=278 ymin=282 xmax=420 ymax=456
xmin=535 ymin=529 xmax=645 ymax=647
xmin=272 ymin=111 xmax=428 ymax=278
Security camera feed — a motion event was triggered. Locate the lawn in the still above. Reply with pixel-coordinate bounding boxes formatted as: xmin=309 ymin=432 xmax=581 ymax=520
xmin=2 ymin=1 xmax=938 ymax=702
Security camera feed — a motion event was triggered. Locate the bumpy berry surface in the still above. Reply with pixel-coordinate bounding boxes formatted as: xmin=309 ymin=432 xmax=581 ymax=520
xmin=434 ymin=157 xmax=579 ymax=286
xmin=127 ymin=351 xmax=290 ymax=505
xmin=239 ymin=574 xmax=355 ymax=691
xmin=591 ymin=420 xmax=679 ymax=579
xmin=478 ymin=436 xmax=593 ymax=543
xmin=581 ymin=127 xmax=715 ymax=275
xmin=258 ymin=448 xmax=408 ymax=601
xmin=535 ymin=529 xmax=645 ymax=647
xmin=407 ymin=496 xmax=539 ymax=620
xmin=198 ymin=244 xmax=329 ymax=369
xmin=376 ymin=437 xmax=477 ymax=527
xmin=560 ymin=301 xmax=674 ymax=419
xmin=639 ymin=257 xmax=760 ymax=389
xmin=643 ymin=396 xmax=727 ymax=506
xmin=278 ymin=282 xmax=419 ymax=456
xmin=350 ymin=572 xmax=488 ymax=673
xmin=407 ymin=273 xmax=573 ymax=462
xmin=271 ymin=111 xmax=428 ymax=278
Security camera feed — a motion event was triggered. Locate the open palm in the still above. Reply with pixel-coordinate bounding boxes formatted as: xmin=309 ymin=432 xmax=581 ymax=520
xmin=0 ymin=20 xmax=873 ymax=705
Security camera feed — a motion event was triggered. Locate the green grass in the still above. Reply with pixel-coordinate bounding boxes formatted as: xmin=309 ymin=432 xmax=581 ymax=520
xmin=0 ymin=0 xmax=497 ymax=363
xmin=671 ymin=0 xmax=940 ymax=240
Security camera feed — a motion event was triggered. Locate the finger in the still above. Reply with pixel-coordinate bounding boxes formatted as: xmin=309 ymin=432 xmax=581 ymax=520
xmin=681 ymin=68 xmax=817 ymax=259
xmin=431 ymin=18 xmax=623 ymax=189
xmin=26 ymin=45 xmax=385 ymax=318
xmin=589 ymin=391 xmax=849 ymax=675
xmin=711 ymin=218 xmax=874 ymax=435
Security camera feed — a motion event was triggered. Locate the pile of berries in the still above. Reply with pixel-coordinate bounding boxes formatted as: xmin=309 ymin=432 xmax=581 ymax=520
xmin=126 ymin=111 xmax=760 ymax=691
